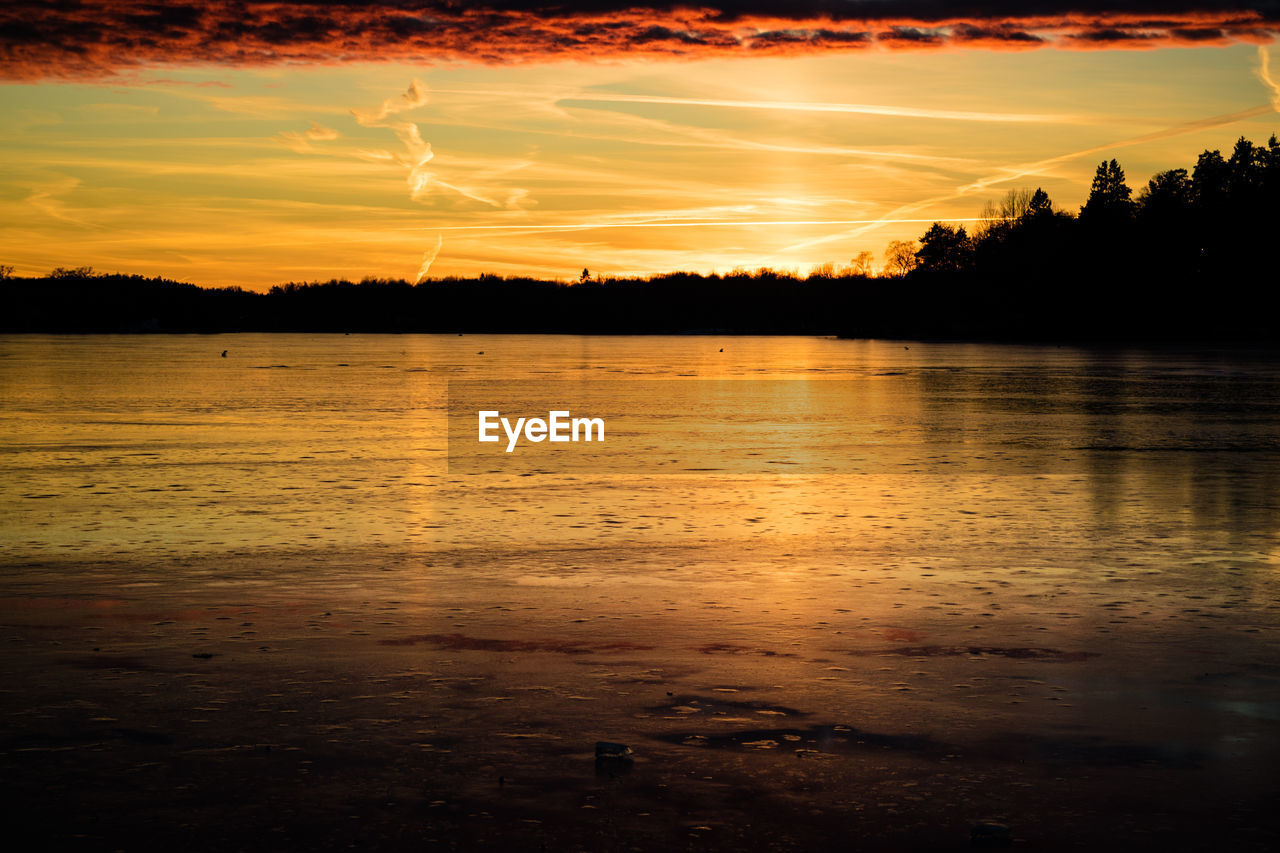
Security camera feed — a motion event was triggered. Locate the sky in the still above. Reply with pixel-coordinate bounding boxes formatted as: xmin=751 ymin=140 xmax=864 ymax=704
xmin=2 ymin=2 xmax=1279 ymax=288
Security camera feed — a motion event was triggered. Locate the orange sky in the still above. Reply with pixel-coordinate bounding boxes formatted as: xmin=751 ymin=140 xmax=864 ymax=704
xmin=2 ymin=2 xmax=1278 ymax=287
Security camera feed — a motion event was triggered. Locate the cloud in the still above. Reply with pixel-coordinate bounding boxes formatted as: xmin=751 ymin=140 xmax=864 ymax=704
xmin=351 ymin=80 xmax=429 ymax=124
xmin=350 ymin=80 xmax=440 ymax=202
xmin=778 ymin=98 xmax=1278 ymax=255
xmin=350 ymin=81 xmax=512 ymax=209
xmin=343 ymin=80 xmax=522 ymax=277
xmin=561 ymin=92 xmax=1080 ymax=124
xmin=275 ymin=121 xmax=341 ymax=153
xmin=3 ymin=2 xmax=1276 ymax=81
xmin=1259 ymin=45 xmax=1280 ymax=111
xmin=24 ymin=176 xmax=92 ymax=226
xmin=416 ymin=233 xmax=443 ymax=283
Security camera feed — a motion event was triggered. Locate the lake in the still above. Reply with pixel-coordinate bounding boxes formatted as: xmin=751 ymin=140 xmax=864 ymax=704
xmin=2 ymin=334 xmax=1278 ymax=850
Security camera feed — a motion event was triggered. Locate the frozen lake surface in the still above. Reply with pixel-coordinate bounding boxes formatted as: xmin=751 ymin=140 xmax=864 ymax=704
xmin=2 ymin=334 xmax=1278 ymax=850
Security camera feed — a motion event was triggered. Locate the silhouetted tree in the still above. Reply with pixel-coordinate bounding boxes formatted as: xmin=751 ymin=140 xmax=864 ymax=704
xmin=1186 ymin=136 xmax=1280 ymax=282
xmin=4 ymin=132 xmax=1276 ymax=342
xmin=1026 ymin=187 xmax=1053 ymax=220
xmin=975 ymin=187 xmax=1047 ymax=245
xmin=1227 ymin=136 xmax=1264 ymax=200
xmin=1130 ymin=167 xmax=1198 ymax=292
xmin=883 ymin=240 xmax=918 ymax=277
xmin=915 ymin=223 xmax=972 ymax=273
xmin=1137 ymin=169 xmax=1192 ymax=221
xmin=49 ymin=266 xmax=96 ymax=279
xmin=1192 ymin=148 xmax=1229 ymax=210
xmin=1264 ymin=134 xmax=1280 ymax=194
xmin=1080 ymin=159 xmax=1134 ymax=222
xmin=972 ymin=186 xmax=1071 ymax=268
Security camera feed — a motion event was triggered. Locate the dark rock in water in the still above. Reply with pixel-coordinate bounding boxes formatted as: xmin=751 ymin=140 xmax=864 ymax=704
xmin=595 ymin=741 xmax=633 ymax=760
xmin=971 ymin=822 xmax=1012 ymax=846
xmin=192 ymin=652 xmax=215 ymax=660
xmin=594 ymin=743 xmax=634 ymax=779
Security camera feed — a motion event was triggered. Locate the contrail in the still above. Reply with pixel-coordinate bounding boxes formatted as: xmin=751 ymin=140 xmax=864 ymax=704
xmin=416 ymin=233 xmax=444 ymax=283
xmin=433 ymin=179 xmax=500 ymax=207
xmin=425 ymin=87 xmax=979 ymax=167
xmin=1259 ymin=45 xmax=1280 ymax=113
xmin=781 ymin=101 xmax=1278 ymax=255
xmin=25 ymin=176 xmax=94 ymax=227
xmin=558 ymin=93 xmax=1079 ymax=125
xmin=424 ymin=218 xmax=995 ymax=233
xmin=961 ymin=102 xmax=1277 ymax=195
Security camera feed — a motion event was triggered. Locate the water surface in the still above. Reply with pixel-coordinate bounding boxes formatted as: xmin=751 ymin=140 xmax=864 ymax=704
xmin=1 ymin=334 xmax=1278 ymax=850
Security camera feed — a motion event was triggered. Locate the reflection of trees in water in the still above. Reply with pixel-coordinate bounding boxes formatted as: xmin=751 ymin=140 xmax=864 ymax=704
xmin=1070 ymin=351 xmax=1280 ymax=553
xmin=904 ymin=352 xmax=1280 ymax=551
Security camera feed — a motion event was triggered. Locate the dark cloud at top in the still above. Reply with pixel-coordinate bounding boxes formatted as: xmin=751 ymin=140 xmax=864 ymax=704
xmin=1 ymin=2 xmax=1276 ymax=81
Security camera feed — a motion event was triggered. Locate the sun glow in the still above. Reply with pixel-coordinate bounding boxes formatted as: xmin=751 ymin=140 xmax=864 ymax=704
xmin=2 ymin=39 xmax=1276 ymax=286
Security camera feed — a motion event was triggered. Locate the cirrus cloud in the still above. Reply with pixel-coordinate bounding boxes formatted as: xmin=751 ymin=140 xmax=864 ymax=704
xmin=1 ymin=2 xmax=1277 ymax=81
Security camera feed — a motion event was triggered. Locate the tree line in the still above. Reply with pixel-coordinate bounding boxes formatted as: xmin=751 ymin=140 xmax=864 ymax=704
xmin=870 ymin=134 xmax=1279 ymax=340
xmin=2 ymin=133 xmax=1276 ymax=342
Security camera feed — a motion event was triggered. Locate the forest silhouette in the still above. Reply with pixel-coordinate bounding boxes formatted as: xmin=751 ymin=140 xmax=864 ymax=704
xmin=3 ymin=133 xmax=1276 ymax=343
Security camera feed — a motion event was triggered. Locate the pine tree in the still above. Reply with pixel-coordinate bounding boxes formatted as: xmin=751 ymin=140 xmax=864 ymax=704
xmin=1080 ymin=159 xmax=1134 ymax=222
xmin=1026 ymin=187 xmax=1052 ymax=219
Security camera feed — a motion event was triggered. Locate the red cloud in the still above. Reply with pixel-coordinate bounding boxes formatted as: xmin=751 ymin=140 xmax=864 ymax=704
xmin=1 ymin=2 xmax=1276 ymax=81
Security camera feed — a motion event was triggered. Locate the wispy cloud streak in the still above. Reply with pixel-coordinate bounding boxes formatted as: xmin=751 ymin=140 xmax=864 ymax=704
xmin=428 ymin=217 xmax=993 ymax=232
xmin=425 ymin=90 xmax=979 ymax=167
xmin=275 ymin=121 xmax=341 ymax=154
xmin=24 ymin=176 xmax=93 ymax=226
xmin=351 ymin=80 xmax=436 ymax=201
xmin=348 ymin=80 xmax=500 ymax=208
xmin=1258 ymin=45 xmax=1280 ymax=111
xmin=417 ymin=233 xmax=444 ymax=283
xmin=563 ymin=92 xmax=1079 ymax=124
xmin=781 ymin=100 xmax=1278 ymax=254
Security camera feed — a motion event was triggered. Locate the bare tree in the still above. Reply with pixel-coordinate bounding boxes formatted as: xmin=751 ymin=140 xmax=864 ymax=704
xmin=49 ymin=266 xmax=96 ymax=279
xmin=883 ymin=240 xmax=918 ymax=277
xmin=974 ymin=187 xmax=1036 ymax=242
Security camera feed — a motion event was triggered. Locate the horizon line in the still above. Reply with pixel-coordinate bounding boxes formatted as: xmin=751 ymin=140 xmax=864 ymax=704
xmin=422 ymin=217 xmax=1002 ymax=232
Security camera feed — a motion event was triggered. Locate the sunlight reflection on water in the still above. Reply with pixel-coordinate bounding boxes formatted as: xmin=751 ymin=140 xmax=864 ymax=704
xmin=2 ymin=334 xmax=1279 ymax=848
